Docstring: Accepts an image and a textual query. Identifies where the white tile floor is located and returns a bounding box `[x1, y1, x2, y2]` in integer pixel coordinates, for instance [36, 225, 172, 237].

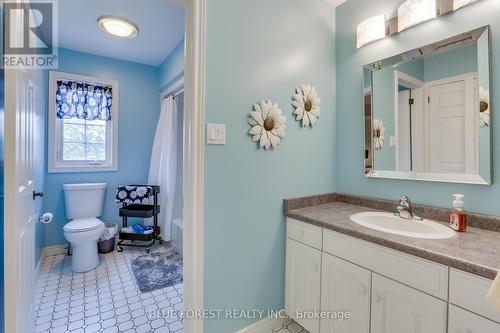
[34, 244, 183, 333]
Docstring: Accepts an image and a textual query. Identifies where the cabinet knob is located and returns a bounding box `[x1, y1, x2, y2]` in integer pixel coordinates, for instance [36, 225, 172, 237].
[298, 228, 305, 236]
[373, 292, 382, 303]
[358, 285, 368, 295]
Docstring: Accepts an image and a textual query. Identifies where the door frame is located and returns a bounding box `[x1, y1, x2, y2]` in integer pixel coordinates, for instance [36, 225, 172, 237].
[393, 70, 424, 171]
[172, 1, 206, 333]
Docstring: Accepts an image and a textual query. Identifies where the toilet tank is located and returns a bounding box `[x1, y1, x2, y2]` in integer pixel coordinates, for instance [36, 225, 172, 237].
[63, 183, 107, 220]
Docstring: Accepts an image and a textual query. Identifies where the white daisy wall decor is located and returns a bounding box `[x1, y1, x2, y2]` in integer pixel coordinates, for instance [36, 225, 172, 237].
[373, 118, 385, 150]
[248, 100, 287, 150]
[292, 84, 321, 127]
[479, 86, 490, 128]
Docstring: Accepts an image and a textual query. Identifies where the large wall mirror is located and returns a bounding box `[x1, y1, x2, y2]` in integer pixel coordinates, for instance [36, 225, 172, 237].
[364, 26, 492, 185]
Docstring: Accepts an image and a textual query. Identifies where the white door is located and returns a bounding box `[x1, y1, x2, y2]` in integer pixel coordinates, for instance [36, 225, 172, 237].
[285, 238, 321, 333]
[371, 274, 447, 333]
[4, 66, 40, 333]
[428, 75, 477, 173]
[448, 305, 500, 333]
[397, 90, 412, 171]
[320, 253, 370, 333]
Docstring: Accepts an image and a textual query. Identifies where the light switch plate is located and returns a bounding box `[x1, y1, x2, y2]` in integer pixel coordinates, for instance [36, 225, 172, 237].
[207, 124, 226, 145]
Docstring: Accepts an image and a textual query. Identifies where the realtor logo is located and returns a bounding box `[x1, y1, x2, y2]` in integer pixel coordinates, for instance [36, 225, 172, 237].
[2, 0, 58, 68]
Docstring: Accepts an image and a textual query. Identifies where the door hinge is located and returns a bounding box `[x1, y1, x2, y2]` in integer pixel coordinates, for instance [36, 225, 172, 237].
[409, 98, 414, 105]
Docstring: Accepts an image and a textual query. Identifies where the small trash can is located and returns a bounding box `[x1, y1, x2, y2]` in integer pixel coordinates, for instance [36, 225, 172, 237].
[98, 222, 118, 254]
[98, 237, 116, 254]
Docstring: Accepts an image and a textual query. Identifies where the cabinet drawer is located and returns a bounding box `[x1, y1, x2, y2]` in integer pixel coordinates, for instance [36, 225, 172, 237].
[371, 274, 447, 333]
[323, 229, 448, 299]
[449, 305, 500, 333]
[449, 268, 500, 323]
[287, 218, 322, 250]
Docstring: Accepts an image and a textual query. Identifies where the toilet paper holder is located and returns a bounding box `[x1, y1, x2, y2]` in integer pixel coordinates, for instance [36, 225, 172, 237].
[39, 212, 53, 224]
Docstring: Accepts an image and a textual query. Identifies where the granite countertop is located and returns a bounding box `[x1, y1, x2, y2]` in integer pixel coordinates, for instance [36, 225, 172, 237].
[285, 197, 500, 279]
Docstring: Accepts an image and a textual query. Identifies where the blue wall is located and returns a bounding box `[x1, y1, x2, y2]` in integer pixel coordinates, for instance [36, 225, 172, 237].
[43, 48, 161, 246]
[336, 0, 500, 214]
[423, 43, 477, 81]
[204, 0, 335, 332]
[159, 39, 184, 90]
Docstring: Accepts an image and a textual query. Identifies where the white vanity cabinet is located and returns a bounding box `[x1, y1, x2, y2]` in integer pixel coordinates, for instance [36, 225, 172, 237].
[320, 253, 371, 333]
[285, 237, 321, 333]
[371, 273, 447, 333]
[285, 218, 500, 333]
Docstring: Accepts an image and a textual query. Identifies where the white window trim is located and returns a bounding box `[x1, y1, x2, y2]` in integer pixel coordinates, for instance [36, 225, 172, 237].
[48, 71, 119, 173]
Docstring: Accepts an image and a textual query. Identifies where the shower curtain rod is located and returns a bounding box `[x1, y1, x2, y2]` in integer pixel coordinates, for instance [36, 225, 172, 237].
[161, 76, 185, 99]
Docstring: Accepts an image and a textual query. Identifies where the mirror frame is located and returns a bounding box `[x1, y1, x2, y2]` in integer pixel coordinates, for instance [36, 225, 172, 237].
[363, 26, 492, 185]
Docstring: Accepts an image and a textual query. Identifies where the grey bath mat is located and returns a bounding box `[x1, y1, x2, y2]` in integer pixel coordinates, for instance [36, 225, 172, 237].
[131, 248, 183, 293]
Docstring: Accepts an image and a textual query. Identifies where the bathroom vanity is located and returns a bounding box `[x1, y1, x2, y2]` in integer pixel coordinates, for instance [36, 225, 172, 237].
[283, 194, 500, 333]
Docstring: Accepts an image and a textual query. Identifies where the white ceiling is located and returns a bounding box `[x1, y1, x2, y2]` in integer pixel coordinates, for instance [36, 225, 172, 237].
[55, 0, 185, 66]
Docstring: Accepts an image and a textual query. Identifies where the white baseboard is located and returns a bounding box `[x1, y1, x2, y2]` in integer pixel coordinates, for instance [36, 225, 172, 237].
[235, 315, 288, 333]
[35, 244, 67, 280]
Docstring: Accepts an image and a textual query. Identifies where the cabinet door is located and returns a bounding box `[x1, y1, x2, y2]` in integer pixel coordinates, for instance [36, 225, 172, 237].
[449, 305, 500, 333]
[320, 253, 371, 333]
[285, 238, 321, 333]
[371, 274, 446, 333]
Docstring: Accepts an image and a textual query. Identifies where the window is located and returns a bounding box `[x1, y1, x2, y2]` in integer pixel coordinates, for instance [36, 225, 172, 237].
[48, 71, 119, 172]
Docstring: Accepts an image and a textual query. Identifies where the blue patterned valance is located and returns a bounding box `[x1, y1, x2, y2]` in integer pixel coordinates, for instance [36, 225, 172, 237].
[56, 80, 113, 121]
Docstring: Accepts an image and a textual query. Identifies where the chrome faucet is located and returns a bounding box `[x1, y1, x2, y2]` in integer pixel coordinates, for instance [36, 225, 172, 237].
[394, 195, 423, 221]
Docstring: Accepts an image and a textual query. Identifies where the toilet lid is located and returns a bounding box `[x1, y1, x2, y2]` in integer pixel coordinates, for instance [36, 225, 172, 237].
[64, 218, 104, 232]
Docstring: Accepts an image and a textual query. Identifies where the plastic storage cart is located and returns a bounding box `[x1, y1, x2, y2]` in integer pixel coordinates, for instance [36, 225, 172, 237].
[115, 185, 161, 253]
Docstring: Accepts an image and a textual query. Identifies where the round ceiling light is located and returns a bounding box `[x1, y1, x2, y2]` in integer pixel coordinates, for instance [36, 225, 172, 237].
[97, 15, 138, 38]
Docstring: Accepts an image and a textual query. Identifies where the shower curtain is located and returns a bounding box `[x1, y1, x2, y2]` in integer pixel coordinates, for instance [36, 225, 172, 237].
[148, 96, 178, 241]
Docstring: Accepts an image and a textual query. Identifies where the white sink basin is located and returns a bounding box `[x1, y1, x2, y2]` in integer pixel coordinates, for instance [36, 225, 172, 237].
[350, 212, 455, 240]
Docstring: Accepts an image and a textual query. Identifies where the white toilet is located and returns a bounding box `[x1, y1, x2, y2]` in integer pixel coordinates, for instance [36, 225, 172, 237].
[63, 183, 107, 273]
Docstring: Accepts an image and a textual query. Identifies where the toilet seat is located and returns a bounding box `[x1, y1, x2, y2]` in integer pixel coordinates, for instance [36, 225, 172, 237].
[64, 218, 104, 233]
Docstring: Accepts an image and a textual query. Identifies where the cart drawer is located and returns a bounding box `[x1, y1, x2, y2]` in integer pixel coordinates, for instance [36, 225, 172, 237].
[119, 204, 160, 218]
[119, 226, 160, 241]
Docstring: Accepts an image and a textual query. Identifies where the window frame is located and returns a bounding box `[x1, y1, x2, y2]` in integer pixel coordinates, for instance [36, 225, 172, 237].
[48, 71, 119, 173]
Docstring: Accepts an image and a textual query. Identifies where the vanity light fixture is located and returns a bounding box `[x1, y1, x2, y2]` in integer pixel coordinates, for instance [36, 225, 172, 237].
[356, 0, 483, 48]
[357, 15, 387, 48]
[398, 0, 437, 32]
[97, 15, 139, 38]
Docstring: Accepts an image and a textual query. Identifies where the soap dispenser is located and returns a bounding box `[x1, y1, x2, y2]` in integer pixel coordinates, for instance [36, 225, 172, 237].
[450, 194, 467, 232]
